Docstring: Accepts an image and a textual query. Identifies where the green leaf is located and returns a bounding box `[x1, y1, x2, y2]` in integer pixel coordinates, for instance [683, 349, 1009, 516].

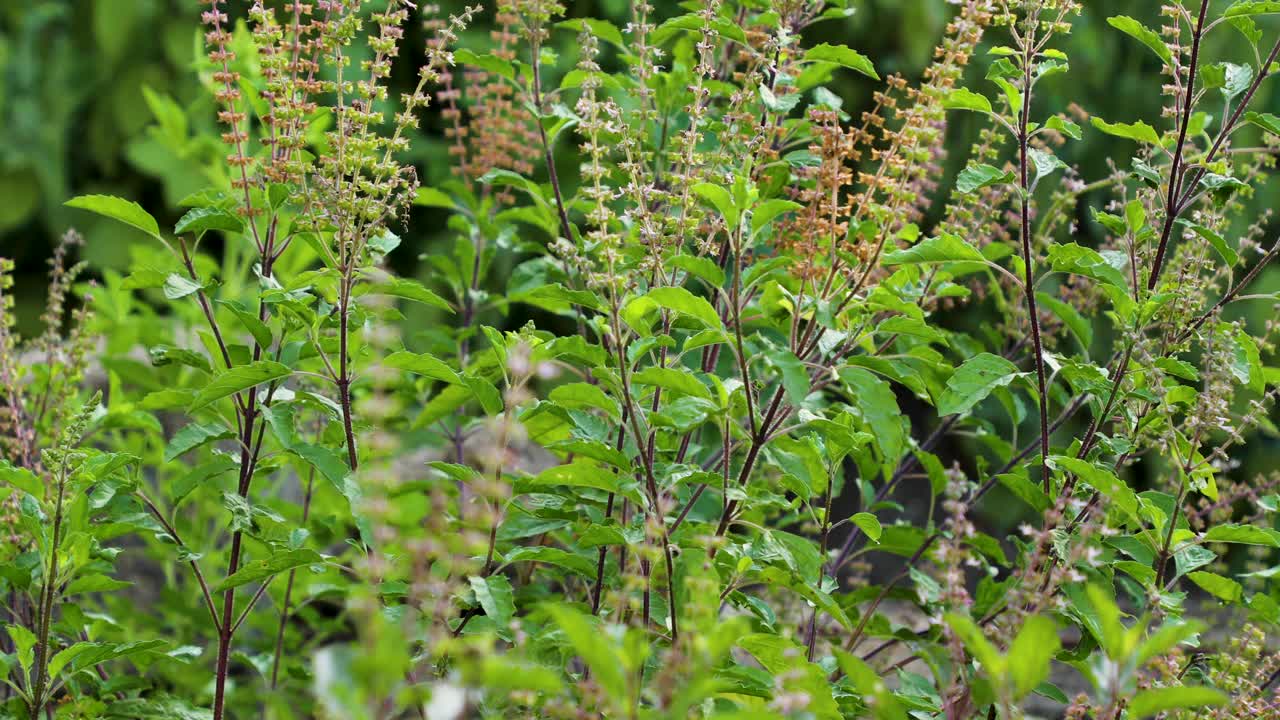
[1233, 327, 1265, 393]
[759, 85, 801, 113]
[101, 695, 211, 719]
[1128, 686, 1228, 719]
[68, 640, 167, 676]
[838, 367, 906, 466]
[769, 350, 809, 405]
[556, 18, 626, 47]
[882, 233, 985, 265]
[47, 642, 95, 680]
[1177, 220, 1238, 266]
[1245, 111, 1280, 136]
[212, 548, 323, 593]
[413, 187, 457, 209]
[165, 423, 234, 461]
[525, 461, 621, 494]
[997, 472, 1050, 512]
[268, 183, 291, 210]
[692, 183, 739, 227]
[357, 277, 453, 312]
[1050, 456, 1139, 522]
[503, 547, 596, 577]
[651, 13, 748, 45]
[544, 605, 627, 700]
[163, 274, 203, 300]
[631, 287, 723, 329]
[219, 301, 272, 349]
[631, 366, 712, 400]
[1047, 243, 1130, 288]
[289, 444, 352, 490]
[1202, 523, 1279, 547]
[1046, 115, 1083, 140]
[189, 361, 292, 411]
[6, 624, 36, 674]
[1202, 62, 1253, 103]
[802, 43, 878, 79]
[1091, 117, 1162, 145]
[174, 206, 244, 236]
[955, 163, 1015, 194]
[834, 652, 908, 720]
[469, 575, 515, 627]
[0, 461, 42, 496]
[1107, 16, 1172, 64]
[1029, 148, 1067, 183]
[751, 199, 804, 235]
[464, 376, 504, 416]
[549, 382, 621, 418]
[1008, 616, 1060, 699]
[852, 512, 882, 542]
[1187, 571, 1243, 603]
[1226, 1, 1280, 17]
[454, 49, 515, 80]
[150, 345, 213, 374]
[765, 529, 824, 581]
[669, 254, 726, 287]
[383, 351, 461, 384]
[1137, 620, 1205, 663]
[1037, 293, 1092, 349]
[66, 195, 165, 245]
[1230, 15, 1265, 46]
[937, 353, 1019, 416]
[943, 88, 993, 113]
[64, 574, 132, 595]
[944, 613, 1002, 673]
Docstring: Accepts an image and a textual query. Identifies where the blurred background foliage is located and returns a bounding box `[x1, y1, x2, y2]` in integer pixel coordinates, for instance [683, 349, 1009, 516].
[4, 0, 1276, 290]
[2, 0, 1279, 520]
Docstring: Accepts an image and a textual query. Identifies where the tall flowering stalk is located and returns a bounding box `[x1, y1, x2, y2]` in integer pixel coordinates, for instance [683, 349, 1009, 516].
[23, 0, 1280, 717]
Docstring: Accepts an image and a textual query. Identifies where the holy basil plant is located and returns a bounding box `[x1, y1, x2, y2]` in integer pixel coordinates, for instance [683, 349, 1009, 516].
[4, 0, 1280, 719]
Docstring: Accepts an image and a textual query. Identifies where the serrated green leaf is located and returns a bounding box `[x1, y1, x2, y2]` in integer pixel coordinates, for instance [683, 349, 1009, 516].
[1226, 1, 1280, 17]
[1091, 117, 1162, 145]
[938, 353, 1019, 416]
[1047, 242, 1130, 288]
[751, 199, 804, 235]
[175, 206, 244, 236]
[189, 361, 292, 411]
[943, 88, 993, 113]
[882, 233, 985, 265]
[384, 351, 461, 384]
[212, 548, 323, 593]
[66, 194, 165, 244]
[358, 277, 453, 312]
[852, 512, 881, 542]
[1107, 16, 1172, 64]
[163, 274, 203, 300]
[469, 575, 515, 627]
[1008, 616, 1060, 698]
[631, 366, 712, 400]
[955, 163, 1015, 194]
[803, 43, 878, 79]
[1128, 686, 1228, 718]
[1187, 571, 1243, 603]
[1202, 523, 1278, 546]
[692, 183, 739, 227]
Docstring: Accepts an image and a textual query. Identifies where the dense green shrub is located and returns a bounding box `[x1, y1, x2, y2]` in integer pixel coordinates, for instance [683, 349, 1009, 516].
[5, 0, 1280, 718]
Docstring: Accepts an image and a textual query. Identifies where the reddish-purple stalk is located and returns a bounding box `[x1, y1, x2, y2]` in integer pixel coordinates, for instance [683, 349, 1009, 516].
[28, 457, 70, 717]
[269, 467, 315, 689]
[337, 275, 359, 472]
[1066, 3, 1276, 504]
[1015, 16, 1051, 492]
[212, 221, 282, 720]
